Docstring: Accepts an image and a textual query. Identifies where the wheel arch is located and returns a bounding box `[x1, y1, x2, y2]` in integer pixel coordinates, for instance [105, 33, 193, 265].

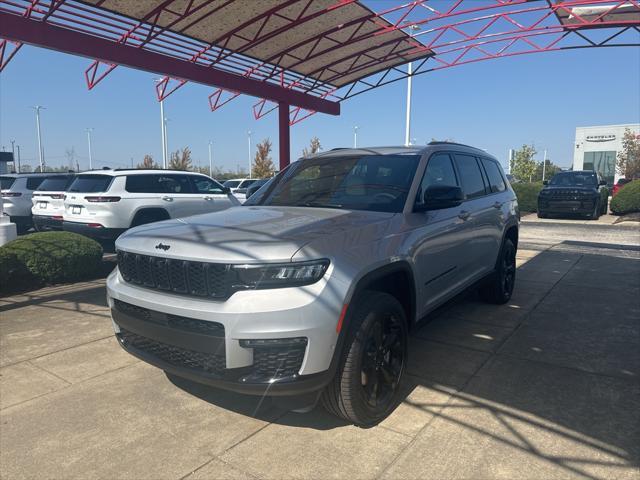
[130, 207, 170, 227]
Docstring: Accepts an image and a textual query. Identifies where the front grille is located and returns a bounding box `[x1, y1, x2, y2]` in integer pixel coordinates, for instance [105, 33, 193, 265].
[119, 328, 225, 377]
[113, 299, 224, 337]
[117, 250, 232, 299]
[252, 344, 307, 379]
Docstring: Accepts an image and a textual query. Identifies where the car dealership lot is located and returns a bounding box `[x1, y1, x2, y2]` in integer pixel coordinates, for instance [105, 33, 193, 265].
[1, 222, 639, 480]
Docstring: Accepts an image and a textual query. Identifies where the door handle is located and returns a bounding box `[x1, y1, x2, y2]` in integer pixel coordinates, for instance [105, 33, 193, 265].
[204, 196, 213, 201]
[493, 201, 502, 209]
[458, 210, 470, 221]
[161, 196, 173, 202]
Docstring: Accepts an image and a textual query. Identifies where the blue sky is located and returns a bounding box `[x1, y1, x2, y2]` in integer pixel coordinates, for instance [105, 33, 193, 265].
[1, 40, 638, 173]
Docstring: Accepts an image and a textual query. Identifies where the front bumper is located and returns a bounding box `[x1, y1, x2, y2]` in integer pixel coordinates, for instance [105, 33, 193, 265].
[63, 221, 126, 241]
[538, 197, 597, 215]
[106, 267, 347, 396]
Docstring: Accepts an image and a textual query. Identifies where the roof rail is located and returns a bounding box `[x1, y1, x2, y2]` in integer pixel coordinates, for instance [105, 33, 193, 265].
[428, 141, 480, 150]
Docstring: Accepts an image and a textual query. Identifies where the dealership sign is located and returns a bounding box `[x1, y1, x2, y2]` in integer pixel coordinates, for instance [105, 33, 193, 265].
[586, 134, 616, 142]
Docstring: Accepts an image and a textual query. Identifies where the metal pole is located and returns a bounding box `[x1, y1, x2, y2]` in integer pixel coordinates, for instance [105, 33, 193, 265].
[160, 99, 167, 169]
[16, 145, 21, 173]
[247, 130, 252, 178]
[10, 140, 15, 172]
[354, 126, 358, 148]
[404, 62, 413, 146]
[508, 149, 513, 174]
[33, 106, 45, 172]
[542, 149, 547, 181]
[208, 141, 213, 177]
[86, 128, 94, 170]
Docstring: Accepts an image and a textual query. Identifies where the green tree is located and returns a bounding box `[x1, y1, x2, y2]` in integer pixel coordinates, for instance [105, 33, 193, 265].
[302, 137, 321, 157]
[510, 145, 538, 183]
[137, 154, 158, 169]
[252, 138, 275, 178]
[616, 128, 640, 179]
[534, 159, 562, 182]
[168, 147, 192, 171]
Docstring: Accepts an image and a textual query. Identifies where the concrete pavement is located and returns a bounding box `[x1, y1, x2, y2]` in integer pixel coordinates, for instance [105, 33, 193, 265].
[1, 222, 639, 480]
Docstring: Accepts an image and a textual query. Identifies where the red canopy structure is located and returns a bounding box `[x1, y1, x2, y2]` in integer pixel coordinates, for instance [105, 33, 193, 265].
[1, 0, 639, 169]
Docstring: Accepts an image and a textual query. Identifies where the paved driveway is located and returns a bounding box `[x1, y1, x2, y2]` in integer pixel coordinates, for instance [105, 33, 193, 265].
[1, 222, 639, 480]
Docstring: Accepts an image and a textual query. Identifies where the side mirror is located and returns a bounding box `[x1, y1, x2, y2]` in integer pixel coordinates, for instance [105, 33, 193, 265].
[222, 186, 231, 194]
[543, 180, 548, 185]
[599, 180, 607, 186]
[415, 185, 464, 212]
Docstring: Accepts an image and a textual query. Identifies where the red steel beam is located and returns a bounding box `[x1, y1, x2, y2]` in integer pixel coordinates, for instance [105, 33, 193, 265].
[0, 11, 339, 115]
[278, 102, 291, 170]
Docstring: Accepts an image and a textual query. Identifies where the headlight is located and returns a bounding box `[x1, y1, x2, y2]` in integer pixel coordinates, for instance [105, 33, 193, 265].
[232, 259, 329, 290]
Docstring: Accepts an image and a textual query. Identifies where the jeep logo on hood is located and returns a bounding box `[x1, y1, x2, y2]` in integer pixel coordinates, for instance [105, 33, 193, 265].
[155, 243, 171, 251]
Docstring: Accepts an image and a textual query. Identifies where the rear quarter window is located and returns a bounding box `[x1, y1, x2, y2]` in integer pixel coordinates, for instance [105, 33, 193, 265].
[454, 154, 488, 199]
[481, 158, 507, 193]
[0, 176, 16, 189]
[26, 177, 47, 190]
[68, 175, 113, 193]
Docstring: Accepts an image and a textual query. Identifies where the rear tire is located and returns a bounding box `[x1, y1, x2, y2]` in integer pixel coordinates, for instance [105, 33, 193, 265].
[537, 211, 547, 218]
[479, 237, 517, 304]
[321, 291, 407, 427]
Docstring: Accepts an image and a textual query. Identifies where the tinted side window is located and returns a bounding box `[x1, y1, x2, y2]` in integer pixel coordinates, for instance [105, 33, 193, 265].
[454, 154, 487, 199]
[192, 177, 225, 194]
[125, 175, 157, 193]
[159, 175, 192, 194]
[68, 175, 113, 193]
[416, 153, 458, 205]
[481, 158, 506, 193]
[26, 177, 46, 190]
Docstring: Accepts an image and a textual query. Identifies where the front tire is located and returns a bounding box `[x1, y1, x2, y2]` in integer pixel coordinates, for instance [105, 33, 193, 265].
[321, 291, 407, 427]
[479, 237, 517, 304]
[590, 201, 600, 220]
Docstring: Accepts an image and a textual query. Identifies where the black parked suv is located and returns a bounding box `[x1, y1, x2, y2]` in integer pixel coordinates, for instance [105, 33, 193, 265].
[537, 171, 609, 219]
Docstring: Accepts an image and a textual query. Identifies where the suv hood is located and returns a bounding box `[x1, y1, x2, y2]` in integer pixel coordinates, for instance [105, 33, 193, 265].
[115, 206, 395, 263]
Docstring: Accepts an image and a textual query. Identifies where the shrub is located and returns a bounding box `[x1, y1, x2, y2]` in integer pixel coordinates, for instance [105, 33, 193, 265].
[0, 232, 103, 293]
[511, 182, 543, 213]
[611, 179, 640, 215]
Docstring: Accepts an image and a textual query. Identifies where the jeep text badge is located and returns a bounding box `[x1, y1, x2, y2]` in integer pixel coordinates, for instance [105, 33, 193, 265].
[155, 243, 170, 251]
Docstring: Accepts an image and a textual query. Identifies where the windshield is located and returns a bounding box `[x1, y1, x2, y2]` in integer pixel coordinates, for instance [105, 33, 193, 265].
[0, 176, 16, 190]
[549, 172, 597, 187]
[68, 175, 113, 193]
[37, 176, 74, 192]
[249, 154, 421, 213]
[223, 180, 241, 188]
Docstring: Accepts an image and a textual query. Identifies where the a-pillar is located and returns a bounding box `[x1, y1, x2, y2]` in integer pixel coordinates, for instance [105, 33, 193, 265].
[278, 102, 290, 171]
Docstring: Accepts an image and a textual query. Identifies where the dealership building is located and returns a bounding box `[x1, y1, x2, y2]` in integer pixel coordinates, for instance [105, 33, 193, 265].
[573, 123, 640, 185]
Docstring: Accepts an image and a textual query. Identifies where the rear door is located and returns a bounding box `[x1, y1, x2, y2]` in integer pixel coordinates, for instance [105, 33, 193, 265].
[479, 157, 509, 265]
[452, 153, 494, 280]
[153, 174, 200, 218]
[190, 176, 239, 213]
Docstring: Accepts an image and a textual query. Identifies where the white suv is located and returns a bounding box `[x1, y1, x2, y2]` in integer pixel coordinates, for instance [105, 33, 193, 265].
[31, 174, 76, 231]
[107, 144, 519, 426]
[1, 173, 70, 233]
[222, 178, 258, 203]
[63, 169, 240, 241]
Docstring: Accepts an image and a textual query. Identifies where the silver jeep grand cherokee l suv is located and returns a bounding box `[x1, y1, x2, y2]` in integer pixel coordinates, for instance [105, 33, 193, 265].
[107, 143, 519, 426]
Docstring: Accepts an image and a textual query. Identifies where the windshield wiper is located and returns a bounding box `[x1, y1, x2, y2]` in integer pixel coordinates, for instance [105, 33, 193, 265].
[296, 202, 344, 209]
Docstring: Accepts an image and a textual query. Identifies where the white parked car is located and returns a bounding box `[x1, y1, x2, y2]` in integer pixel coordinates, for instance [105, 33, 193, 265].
[63, 169, 240, 241]
[31, 174, 76, 231]
[222, 178, 259, 203]
[1, 173, 70, 233]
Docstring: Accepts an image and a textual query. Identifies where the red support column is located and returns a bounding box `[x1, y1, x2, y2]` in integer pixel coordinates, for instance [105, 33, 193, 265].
[278, 102, 291, 171]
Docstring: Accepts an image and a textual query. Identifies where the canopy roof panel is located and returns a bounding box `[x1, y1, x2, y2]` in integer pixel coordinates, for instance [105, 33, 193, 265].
[82, 0, 432, 88]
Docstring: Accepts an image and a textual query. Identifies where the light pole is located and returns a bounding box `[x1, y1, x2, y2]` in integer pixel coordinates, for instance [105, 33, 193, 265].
[160, 99, 168, 168]
[16, 145, 21, 173]
[86, 128, 94, 170]
[32, 105, 45, 172]
[404, 25, 420, 147]
[247, 130, 252, 178]
[405, 62, 413, 146]
[542, 149, 548, 181]
[354, 126, 358, 148]
[208, 141, 213, 178]
[10, 140, 15, 172]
